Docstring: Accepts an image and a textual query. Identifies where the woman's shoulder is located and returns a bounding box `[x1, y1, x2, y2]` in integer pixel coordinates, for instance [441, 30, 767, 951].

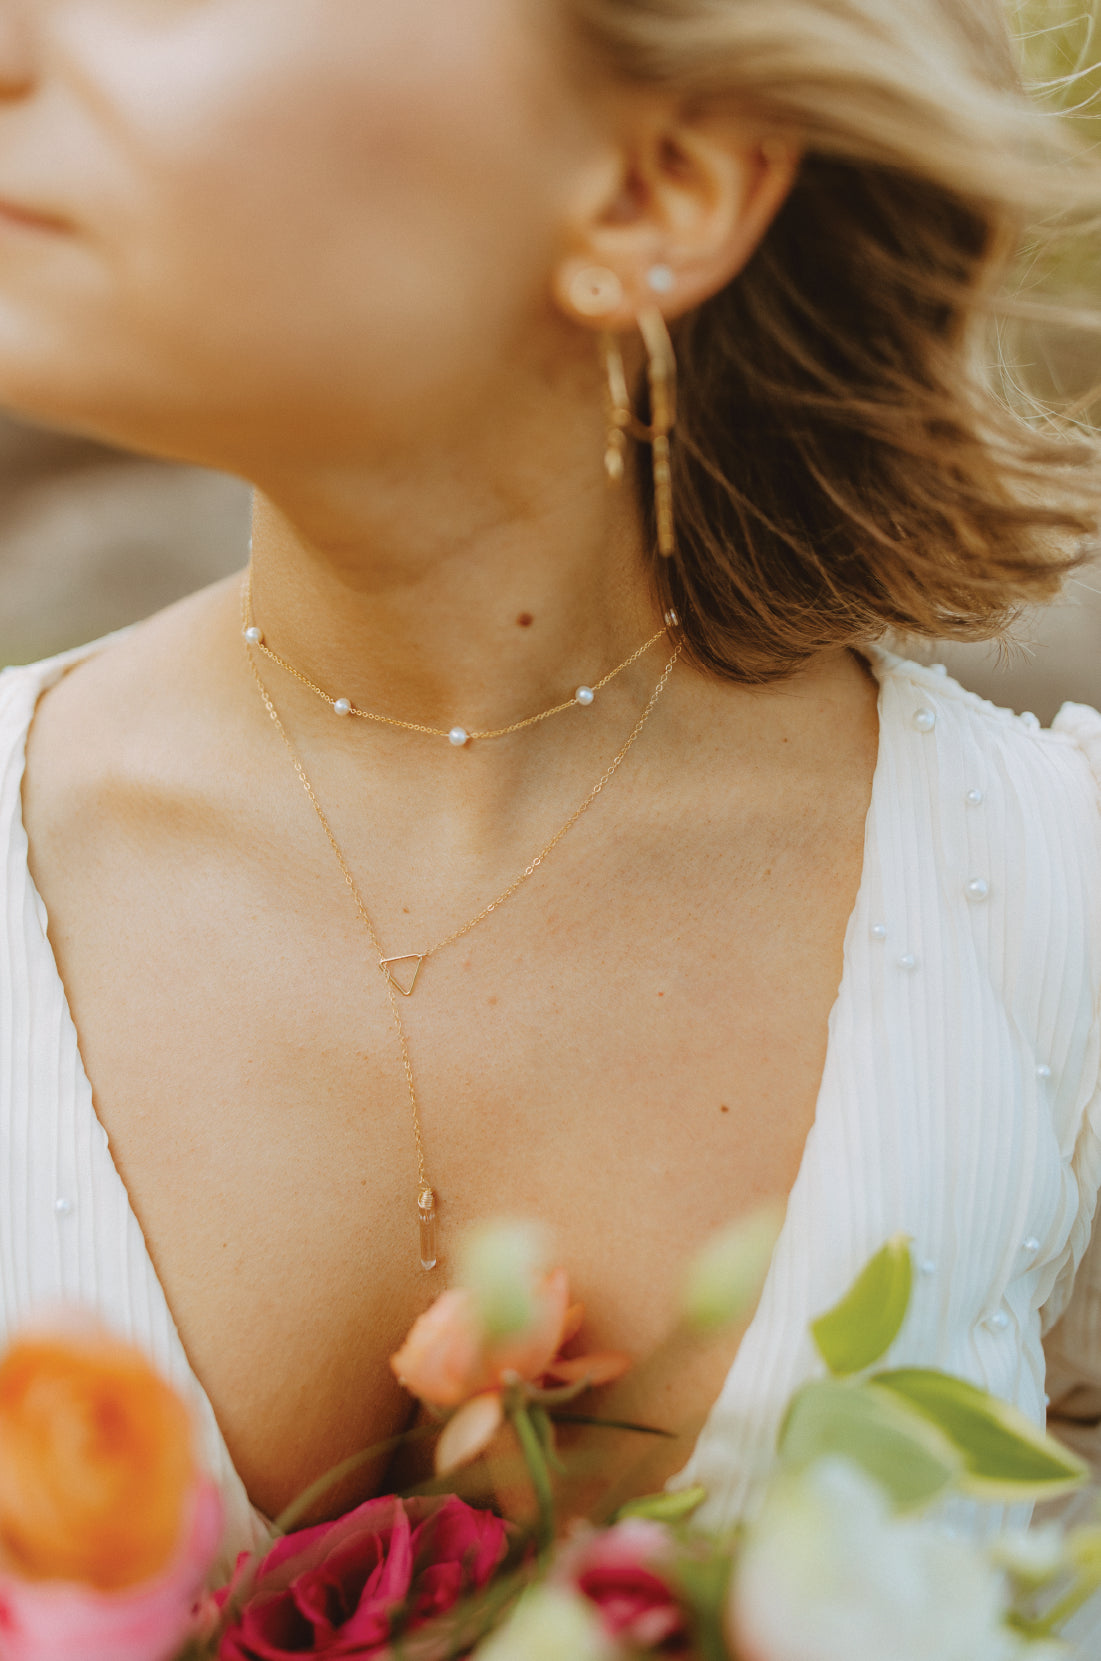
[3, 578, 244, 846]
[0, 634, 121, 722]
[1050, 698, 1101, 771]
[3, 575, 240, 728]
[866, 644, 1101, 1018]
[0, 628, 141, 849]
[870, 643, 1101, 819]
[0, 633, 127, 828]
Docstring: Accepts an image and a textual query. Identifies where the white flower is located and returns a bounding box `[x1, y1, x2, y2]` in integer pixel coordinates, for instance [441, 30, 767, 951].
[473, 1585, 618, 1661]
[729, 1457, 1034, 1661]
[990, 1524, 1067, 1586]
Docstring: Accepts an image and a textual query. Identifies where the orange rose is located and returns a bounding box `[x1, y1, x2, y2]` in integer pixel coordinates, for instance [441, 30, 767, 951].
[0, 1332, 198, 1591]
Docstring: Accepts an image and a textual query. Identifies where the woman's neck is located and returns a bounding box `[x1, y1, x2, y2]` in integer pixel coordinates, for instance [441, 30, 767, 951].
[247, 461, 665, 740]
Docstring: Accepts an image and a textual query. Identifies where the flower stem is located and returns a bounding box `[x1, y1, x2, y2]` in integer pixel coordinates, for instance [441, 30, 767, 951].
[511, 1401, 556, 1554]
[1014, 1567, 1101, 1640]
[274, 1424, 438, 1535]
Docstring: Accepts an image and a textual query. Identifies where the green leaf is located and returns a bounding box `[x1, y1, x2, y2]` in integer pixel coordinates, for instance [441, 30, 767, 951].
[810, 1234, 913, 1375]
[873, 1368, 1088, 1502]
[779, 1377, 962, 1510]
[1069, 1524, 1101, 1576]
[615, 1485, 709, 1523]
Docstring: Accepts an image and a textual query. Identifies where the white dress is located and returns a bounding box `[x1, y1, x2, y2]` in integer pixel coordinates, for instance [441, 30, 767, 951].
[3, 638, 1101, 1589]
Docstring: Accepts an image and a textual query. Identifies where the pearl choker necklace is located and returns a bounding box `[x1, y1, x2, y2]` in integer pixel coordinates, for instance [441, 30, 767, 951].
[241, 571, 682, 1269]
[242, 573, 678, 748]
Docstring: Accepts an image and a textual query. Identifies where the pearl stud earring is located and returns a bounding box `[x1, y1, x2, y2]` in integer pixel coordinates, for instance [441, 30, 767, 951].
[646, 264, 675, 295]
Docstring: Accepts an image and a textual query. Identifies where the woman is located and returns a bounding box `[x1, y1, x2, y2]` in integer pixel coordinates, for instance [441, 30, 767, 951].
[1, 0, 1100, 1567]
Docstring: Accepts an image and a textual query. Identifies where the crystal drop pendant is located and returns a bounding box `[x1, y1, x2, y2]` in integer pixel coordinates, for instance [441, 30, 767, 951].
[418, 1187, 439, 1271]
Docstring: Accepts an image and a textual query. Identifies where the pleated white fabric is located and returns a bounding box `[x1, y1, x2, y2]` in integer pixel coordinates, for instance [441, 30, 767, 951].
[3, 638, 1101, 1597]
[674, 659, 1101, 1547]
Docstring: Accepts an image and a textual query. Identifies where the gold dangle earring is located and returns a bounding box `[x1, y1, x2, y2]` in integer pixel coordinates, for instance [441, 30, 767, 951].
[637, 287, 678, 561]
[565, 265, 631, 487]
[600, 331, 632, 487]
[572, 262, 678, 561]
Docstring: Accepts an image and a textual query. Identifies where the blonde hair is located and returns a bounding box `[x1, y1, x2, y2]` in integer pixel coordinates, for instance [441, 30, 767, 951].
[571, 0, 1101, 681]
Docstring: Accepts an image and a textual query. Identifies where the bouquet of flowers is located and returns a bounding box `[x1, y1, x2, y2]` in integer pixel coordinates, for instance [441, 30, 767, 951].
[1, 1219, 1099, 1661]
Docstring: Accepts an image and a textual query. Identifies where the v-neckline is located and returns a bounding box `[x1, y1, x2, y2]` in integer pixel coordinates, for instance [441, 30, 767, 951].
[11, 634, 892, 1540]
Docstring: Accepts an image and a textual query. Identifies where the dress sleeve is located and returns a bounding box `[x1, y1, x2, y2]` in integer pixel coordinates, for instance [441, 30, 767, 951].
[1042, 704, 1101, 1437]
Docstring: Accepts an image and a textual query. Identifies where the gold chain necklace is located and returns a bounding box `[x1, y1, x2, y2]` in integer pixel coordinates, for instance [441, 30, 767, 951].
[243, 605, 681, 1271]
[243, 569, 677, 747]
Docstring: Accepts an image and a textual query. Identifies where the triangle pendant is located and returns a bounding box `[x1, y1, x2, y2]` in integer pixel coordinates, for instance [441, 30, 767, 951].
[380, 955, 425, 996]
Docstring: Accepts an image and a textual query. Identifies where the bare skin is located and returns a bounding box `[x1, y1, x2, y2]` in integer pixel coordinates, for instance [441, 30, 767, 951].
[5, 0, 879, 1520]
[23, 594, 878, 1518]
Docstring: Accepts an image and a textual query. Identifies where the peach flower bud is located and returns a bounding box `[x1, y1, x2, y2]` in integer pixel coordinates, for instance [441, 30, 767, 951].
[542, 1354, 631, 1388]
[392, 1270, 571, 1408]
[390, 1288, 490, 1409]
[0, 1332, 199, 1591]
[436, 1391, 506, 1477]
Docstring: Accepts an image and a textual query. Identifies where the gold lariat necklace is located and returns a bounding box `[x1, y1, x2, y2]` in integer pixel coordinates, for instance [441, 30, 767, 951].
[242, 569, 675, 748]
[242, 582, 681, 1271]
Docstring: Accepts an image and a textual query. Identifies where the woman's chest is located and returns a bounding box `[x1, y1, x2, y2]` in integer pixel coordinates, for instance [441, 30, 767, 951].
[24, 771, 873, 1521]
[10, 651, 1099, 1543]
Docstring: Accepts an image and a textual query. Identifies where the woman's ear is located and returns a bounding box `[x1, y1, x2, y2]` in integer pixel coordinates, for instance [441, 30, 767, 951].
[553, 102, 798, 329]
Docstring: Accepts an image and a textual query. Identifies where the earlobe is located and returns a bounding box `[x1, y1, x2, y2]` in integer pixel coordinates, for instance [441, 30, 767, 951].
[566, 265, 626, 318]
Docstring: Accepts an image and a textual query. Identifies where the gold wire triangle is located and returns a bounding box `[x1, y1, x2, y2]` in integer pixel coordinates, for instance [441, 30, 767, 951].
[380, 955, 425, 996]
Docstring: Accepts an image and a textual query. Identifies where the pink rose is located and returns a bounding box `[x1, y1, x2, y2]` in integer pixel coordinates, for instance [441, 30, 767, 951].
[559, 1519, 690, 1650]
[0, 1479, 223, 1661]
[218, 1493, 510, 1660]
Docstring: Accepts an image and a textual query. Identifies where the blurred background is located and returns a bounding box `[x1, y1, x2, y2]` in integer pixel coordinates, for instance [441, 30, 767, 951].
[1, 1, 1098, 720]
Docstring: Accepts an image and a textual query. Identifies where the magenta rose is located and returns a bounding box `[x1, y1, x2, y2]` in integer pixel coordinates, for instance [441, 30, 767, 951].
[217, 1493, 509, 1659]
[560, 1518, 690, 1650]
